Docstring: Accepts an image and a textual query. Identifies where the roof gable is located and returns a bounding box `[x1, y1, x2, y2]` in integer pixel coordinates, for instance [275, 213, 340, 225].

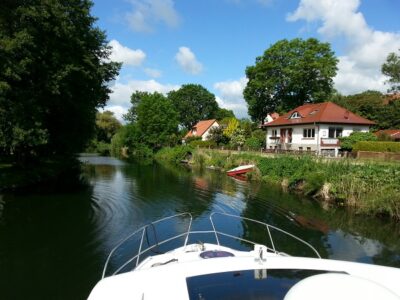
[263, 102, 375, 127]
[184, 119, 218, 139]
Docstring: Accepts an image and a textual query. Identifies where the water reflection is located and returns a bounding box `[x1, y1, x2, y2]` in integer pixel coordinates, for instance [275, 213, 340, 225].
[0, 156, 399, 300]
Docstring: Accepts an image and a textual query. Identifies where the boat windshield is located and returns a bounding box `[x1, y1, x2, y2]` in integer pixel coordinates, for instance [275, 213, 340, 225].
[186, 269, 341, 300]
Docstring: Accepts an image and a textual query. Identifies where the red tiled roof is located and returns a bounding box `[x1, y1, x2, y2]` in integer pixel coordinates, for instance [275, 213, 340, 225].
[375, 129, 400, 138]
[263, 102, 375, 127]
[184, 119, 218, 139]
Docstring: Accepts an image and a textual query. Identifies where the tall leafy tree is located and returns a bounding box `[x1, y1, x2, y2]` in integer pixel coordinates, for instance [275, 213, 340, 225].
[123, 91, 150, 123]
[137, 92, 179, 149]
[168, 84, 219, 130]
[215, 108, 235, 120]
[382, 49, 400, 93]
[244, 38, 338, 123]
[95, 111, 121, 143]
[0, 0, 120, 164]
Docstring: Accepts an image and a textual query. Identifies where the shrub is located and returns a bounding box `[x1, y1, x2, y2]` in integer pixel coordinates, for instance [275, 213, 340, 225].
[155, 145, 193, 164]
[353, 141, 400, 153]
[189, 140, 217, 148]
[96, 141, 111, 156]
[185, 136, 202, 144]
[245, 137, 262, 150]
[339, 131, 377, 151]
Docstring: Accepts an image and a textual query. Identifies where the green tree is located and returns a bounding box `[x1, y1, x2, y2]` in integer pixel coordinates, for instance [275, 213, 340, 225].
[137, 92, 179, 149]
[96, 111, 121, 143]
[244, 38, 338, 123]
[330, 90, 384, 125]
[377, 100, 400, 129]
[382, 49, 400, 93]
[230, 128, 246, 149]
[123, 91, 149, 123]
[0, 0, 120, 165]
[215, 108, 235, 120]
[168, 84, 219, 130]
[339, 132, 377, 151]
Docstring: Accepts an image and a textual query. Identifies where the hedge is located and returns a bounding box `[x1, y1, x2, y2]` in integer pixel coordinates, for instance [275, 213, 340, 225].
[353, 141, 400, 153]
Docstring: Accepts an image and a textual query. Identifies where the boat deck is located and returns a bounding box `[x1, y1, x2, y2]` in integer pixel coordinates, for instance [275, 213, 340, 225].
[89, 243, 400, 300]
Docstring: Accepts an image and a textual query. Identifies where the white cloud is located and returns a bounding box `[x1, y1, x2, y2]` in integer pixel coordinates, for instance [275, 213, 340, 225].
[144, 68, 162, 78]
[287, 0, 400, 95]
[214, 77, 249, 118]
[126, 0, 180, 33]
[175, 47, 203, 75]
[108, 79, 180, 107]
[108, 40, 146, 67]
[101, 105, 128, 122]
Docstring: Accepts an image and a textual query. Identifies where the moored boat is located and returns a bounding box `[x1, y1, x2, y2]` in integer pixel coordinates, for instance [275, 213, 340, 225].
[226, 164, 255, 176]
[88, 212, 400, 300]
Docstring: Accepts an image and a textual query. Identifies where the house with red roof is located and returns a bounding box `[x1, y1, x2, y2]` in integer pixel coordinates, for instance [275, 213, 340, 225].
[262, 102, 375, 156]
[375, 130, 400, 141]
[184, 119, 220, 141]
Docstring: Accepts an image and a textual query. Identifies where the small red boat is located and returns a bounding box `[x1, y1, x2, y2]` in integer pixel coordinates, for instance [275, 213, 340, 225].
[226, 164, 255, 176]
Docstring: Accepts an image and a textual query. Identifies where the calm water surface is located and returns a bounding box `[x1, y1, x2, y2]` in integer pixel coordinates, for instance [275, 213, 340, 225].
[0, 156, 399, 299]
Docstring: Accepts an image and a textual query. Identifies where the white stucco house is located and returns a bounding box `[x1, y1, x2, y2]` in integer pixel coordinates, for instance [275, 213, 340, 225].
[262, 102, 375, 156]
[184, 119, 220, 141]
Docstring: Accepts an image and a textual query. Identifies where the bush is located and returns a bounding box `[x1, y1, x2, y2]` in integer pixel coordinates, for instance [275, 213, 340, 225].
[245, 137, 262, 150]
[353, 141, 400, 153]
[155, 145, 193, 164]
[185, 136, 202, 144]
[96, 141, 111, 156]
[189, 140, 217, 148]
[339, 131, 377, 151]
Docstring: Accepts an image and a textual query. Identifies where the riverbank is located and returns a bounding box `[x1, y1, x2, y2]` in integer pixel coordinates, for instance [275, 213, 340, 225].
[155, 146, 400, 221]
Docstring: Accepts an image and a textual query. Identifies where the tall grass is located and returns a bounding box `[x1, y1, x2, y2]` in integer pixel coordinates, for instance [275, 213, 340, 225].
[189, 150, 400, 220]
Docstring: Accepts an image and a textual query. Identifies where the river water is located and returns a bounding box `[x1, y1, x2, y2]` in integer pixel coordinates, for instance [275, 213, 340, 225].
[0, 156, 399, 299]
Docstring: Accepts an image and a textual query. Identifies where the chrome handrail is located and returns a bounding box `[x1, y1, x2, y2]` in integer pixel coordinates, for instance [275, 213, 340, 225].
[102, 212, 321, 278]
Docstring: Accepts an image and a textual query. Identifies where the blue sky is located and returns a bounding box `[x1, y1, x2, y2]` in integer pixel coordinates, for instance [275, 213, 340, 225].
[92, 0, 400, 120]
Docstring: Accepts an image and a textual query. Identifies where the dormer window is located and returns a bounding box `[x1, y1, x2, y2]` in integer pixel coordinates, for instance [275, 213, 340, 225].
[290, 112, 301, 119]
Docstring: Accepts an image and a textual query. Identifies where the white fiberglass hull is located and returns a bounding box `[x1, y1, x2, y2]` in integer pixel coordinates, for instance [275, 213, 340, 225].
[88, 243, 400, 300]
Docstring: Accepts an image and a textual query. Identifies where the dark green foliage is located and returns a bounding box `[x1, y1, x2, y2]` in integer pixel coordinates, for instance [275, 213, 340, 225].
[185, 136, 202, 144]
[330, 90, 383, 126]
[0, 0, 120, 165]
[382, 49, 400, 93]
[330, 90, 400, 130]
[244, 38, 338, 122]
[251, 129, 266, 148]
[353, 141, 400, 153]
[208, 126, 230, 145]
[245, 137, 262, 150]
[339, 132, 377, 151]
[189, 140, 217, 148]
[215, 108, 235, 120]
[378, 100, 400, 129]
[168, 84, 219, 130]
[137, 92, 179, 149]
[123, 91, 149, 122]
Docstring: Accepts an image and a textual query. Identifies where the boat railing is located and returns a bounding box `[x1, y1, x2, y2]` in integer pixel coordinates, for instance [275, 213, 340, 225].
[102, 212, 321, 278]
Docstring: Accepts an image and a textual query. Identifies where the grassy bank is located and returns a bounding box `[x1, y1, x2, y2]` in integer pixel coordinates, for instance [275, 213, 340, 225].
[156, 146, 400, 220]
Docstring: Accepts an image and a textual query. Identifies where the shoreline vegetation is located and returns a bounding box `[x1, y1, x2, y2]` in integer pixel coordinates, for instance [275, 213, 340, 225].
[155, 146, 400, 221]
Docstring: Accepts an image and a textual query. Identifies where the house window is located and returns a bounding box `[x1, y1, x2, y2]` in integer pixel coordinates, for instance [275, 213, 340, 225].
[290, 112, 301, 119]
[303, 128, 315, 138]
[307, 147, 311, 151]
[299, 147, 303, 151]
[328, 127, 343, 138]
[272, 129, 278, 137]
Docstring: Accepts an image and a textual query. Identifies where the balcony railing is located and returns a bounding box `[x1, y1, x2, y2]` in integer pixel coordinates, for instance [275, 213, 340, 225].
[320, 138, 340, 146]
